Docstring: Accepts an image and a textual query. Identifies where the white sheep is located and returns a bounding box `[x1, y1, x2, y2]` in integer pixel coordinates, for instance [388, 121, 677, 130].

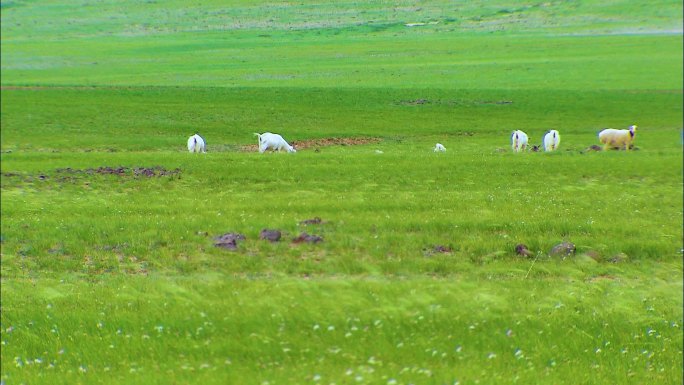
[187, 134, 206, 153]
[511, 130, 528, 152]
[434, 143, 446, 152]
[543, 130, 561, 151]
[254, 132, 296, 153]
[598, 125, 637, 151]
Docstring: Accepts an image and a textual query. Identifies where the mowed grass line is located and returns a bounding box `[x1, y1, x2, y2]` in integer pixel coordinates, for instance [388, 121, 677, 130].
[1, 269, 682, 385]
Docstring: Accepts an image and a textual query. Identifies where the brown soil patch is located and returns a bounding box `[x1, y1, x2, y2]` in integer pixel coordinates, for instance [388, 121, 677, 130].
[56, 166, 181, 177]
[259, 229, 282, 242]
[299, 217, 325, 225]
[396, 99, 513, 106]
[423, 244, 453, 256]
[2, 166, 182, 184]
[241, 137, 381, 152]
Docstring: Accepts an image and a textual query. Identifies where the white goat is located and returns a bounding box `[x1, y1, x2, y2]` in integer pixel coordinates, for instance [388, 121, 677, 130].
[543, 130, 561, 151]
[254, 132, 296, 153]
[598, 125, 637, 150]
[434, 143, 446, 152]
[511, 130, 528, 152]
[187, 134, 206, 153]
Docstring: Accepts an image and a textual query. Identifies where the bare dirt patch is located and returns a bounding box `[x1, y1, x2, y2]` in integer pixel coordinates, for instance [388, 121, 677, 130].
[396, 99, 513, 106]
[240, 137, 381, 152]
[56, 166, 182, 178]
[2, 166, 182, 184]
[423, 244, 453, 257]
[299, 217, 326, 226]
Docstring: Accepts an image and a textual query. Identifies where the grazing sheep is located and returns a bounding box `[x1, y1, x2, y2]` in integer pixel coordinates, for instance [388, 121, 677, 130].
[598, 125, 637, 151]
[254, 132, 296, 153]
[434, 143, 446, 152]
[511, 130, 528, 152]
[543, 130, 561, 151]
[187, 134, 206, 153]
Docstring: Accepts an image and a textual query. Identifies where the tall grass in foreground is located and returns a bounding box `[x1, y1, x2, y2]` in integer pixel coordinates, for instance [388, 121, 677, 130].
[2, 270, 682, 385]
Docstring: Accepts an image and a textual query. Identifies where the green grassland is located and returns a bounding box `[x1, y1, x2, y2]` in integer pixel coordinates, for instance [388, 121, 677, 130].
[1, 1, 683, 384]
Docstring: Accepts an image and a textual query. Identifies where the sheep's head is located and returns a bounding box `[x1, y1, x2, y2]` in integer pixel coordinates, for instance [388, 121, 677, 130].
[629, 125, 637, 138]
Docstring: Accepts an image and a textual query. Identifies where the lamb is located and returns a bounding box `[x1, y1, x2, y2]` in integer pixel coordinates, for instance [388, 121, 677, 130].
[254, 132, 296, 153]
[598, 125, 637, 151]
[543, 130, 561, 151]
[434, 143, 446, 152]
[511, 130, 528, 152]
[187, 134, 206, 153]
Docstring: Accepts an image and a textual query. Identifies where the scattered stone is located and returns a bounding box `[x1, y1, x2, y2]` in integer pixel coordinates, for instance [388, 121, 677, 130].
[214, 232, 246, 250]
[292, 232, 323, 244]
[299, 217, 323, 225]
[259, 229, 281, 242]
[515, 243, 534, 257]
[584, 145, 603, 152]
[549, 241, 576, 259]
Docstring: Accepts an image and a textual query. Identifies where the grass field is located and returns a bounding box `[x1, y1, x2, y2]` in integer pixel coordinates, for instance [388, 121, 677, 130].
[1, 1, 683, 384]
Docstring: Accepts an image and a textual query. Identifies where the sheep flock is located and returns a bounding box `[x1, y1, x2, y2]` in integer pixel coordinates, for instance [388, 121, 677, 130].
[187, 125, 638, 154]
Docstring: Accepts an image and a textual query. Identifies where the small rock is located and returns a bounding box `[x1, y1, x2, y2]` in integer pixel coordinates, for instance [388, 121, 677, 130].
[259, 229, 281, 242]
[549, 242, 576, 259]
[515, 243, 534, 257]
[292, 232, 323, 244]
[213, 232, 246, 250]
